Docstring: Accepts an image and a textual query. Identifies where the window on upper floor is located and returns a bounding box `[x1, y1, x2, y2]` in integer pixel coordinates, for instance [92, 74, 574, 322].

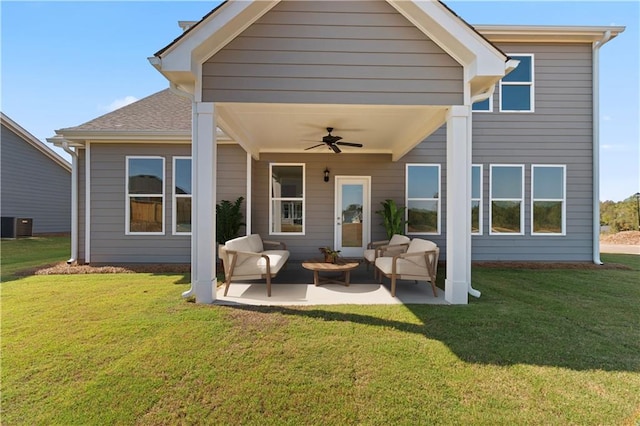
[126, 156, 165, 235]
[173, 157, 192, 235]
[406, 164, 440, 235]
[490, 164, 524, 235]
[500, 54, 534, 112]
[472, 164, 483, 235]
[531, 165, 566, 236]
[270, 163, 305, 235]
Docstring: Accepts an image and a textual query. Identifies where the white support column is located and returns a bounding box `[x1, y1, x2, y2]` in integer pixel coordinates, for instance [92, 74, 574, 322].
[245, 152, 252, 235]
[190, 102, 217, 303]
[445, 105, 472, 304]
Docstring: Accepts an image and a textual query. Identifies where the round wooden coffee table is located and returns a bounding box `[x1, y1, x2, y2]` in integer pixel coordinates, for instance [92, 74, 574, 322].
[301, 259, 360, 286]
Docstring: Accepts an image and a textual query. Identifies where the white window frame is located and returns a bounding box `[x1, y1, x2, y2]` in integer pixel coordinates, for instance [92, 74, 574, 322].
[405, 163, 441, 235]
[472, 94, 494, 113]
[269, 163, 305, 236]
[172, 156, 192, 236]
[472, 164, 483, 235]
[125, 156, 165, 236]
[489, 164, 524, 236]
[531, 164, 566, 236]
[500, 54, 535, 113]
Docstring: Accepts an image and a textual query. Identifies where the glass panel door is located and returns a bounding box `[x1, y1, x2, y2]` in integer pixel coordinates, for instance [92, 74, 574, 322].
[335, 177, 370, 257]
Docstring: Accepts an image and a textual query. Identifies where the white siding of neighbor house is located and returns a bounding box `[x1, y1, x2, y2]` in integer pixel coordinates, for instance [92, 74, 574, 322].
[0, 123, 71, 234]
[75, 143, 247, 264]
[202, 0, 463, 106]
[470, 43, 594, 261]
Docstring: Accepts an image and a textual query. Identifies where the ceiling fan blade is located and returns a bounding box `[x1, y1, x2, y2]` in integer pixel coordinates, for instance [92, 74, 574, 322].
[304, 143, 325, 151]
[323, 135, 342, 144]
[336, 142, 363, 148]
[331, 144, 342, 154]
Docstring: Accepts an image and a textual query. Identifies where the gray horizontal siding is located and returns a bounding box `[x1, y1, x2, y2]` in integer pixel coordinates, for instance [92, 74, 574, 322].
[78, 143, 247, 264]
[471, 42, 594, 261]
[78, 150, 86, 261]
[252, 129, 447, 261]
[202, 0, 463, 106]
[0, 123, 71, 234]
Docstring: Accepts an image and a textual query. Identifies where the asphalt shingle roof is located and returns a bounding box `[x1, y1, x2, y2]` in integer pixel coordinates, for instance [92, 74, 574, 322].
[59, 89, 191, 133]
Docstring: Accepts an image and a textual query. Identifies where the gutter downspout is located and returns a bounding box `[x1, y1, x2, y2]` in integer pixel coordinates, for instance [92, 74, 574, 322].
[592, 30, 612, 265]
[170, 82, 198, 298]
[61, 141, 78, 264]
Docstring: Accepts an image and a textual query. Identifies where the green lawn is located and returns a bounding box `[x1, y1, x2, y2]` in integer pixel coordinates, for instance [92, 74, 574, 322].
[0, 235, 70, 281]
[1, 237, 639, 424]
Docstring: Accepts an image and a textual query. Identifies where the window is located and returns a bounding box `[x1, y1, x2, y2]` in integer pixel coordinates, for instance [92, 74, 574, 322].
[173, 157, 192, 234]
[406, 164, 440, 234]
[472, 165, 483, 235]
[490, 165, 524, 235]
[270, 164, 304, 235]
[472, 95, 493, 112]
[126, 156, 165, 234]
[500, 54, 534, 112]
[531, 165, 566, 235]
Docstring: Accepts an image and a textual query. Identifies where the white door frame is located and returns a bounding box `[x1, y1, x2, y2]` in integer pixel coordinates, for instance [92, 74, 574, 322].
[334, 176, 371, 258]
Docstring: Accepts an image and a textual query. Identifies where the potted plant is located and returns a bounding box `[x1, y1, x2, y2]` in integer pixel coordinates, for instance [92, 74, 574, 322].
[319, 247, 341, 263]
[375, 199, 408, 240]
[216, 197, 245, 276]
[216, 196, 246, 245]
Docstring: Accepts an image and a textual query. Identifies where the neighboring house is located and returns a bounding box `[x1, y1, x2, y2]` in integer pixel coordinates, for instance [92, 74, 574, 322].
[1, 112, 71, 235]
[47, 0, 623, 304]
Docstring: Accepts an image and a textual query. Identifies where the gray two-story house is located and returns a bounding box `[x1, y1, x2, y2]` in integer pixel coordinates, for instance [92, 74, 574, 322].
[48, 0, 623, 304]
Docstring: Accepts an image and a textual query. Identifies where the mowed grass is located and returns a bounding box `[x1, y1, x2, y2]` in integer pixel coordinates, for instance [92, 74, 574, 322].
[0, 235, 70, 281]
[1, 237, 639, 424]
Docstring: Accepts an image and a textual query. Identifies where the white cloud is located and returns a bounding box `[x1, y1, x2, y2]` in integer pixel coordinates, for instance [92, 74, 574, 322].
[101, 95, 138, 112]
[602, 115, 612, 121]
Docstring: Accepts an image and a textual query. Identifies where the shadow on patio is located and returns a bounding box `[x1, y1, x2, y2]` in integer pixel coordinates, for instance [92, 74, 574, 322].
[215, 260, 447, 306]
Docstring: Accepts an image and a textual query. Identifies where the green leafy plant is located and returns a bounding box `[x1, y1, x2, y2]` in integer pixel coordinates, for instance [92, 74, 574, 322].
[376, 199, 408, 239]
[216, 197, 246, 244]
[319, 247, 341, 263]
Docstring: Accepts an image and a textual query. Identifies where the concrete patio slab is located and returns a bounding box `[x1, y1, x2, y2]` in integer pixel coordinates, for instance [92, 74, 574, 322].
[214, 261, 447, 306]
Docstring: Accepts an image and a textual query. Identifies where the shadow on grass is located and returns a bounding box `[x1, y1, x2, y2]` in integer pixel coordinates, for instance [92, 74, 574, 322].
[224, 269, 640, 373]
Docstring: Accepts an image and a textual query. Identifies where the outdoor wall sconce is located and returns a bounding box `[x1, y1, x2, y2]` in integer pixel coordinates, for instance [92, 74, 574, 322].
[324, 168, 330, 182]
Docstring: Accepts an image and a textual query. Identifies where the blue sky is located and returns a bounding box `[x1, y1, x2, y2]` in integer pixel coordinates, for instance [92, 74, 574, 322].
[2, 1, 638, 202]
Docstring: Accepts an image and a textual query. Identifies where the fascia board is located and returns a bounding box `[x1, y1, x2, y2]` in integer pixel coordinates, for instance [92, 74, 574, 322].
[388, 0, 507, 81]
[475, 25, 625, 43]
[1, 112, 71, 172]
[158, 1, 279, 76]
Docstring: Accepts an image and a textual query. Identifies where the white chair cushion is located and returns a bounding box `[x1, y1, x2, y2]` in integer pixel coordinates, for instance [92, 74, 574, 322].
[375, 257, 426, 277]
[364, 249, 376, 263]
[405, 238, 437, 268]
[247, 234, 264, 253]
[232, 250, 290, 276]
[389, 234, 410, 246]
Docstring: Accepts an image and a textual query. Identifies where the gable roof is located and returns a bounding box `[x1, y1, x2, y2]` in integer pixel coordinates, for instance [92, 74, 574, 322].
[150, 0, 510, 97]
[1, 112, 71, 172]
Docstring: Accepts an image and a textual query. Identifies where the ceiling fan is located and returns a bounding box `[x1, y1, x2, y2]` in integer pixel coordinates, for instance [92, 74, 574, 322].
[304, 127, 363, 153]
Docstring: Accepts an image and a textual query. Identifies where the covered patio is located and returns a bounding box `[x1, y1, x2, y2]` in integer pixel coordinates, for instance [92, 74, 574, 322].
[150, 0, 516, 305]
[215, 260, 448, 306]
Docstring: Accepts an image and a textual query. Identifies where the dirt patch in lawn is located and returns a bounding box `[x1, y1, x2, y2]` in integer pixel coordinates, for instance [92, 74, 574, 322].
[600, 230, 640, 245]
[15, 262, 191, 277]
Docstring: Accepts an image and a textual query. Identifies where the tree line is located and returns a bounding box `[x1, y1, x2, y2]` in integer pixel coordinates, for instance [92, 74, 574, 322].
[600, 194, 640, 232]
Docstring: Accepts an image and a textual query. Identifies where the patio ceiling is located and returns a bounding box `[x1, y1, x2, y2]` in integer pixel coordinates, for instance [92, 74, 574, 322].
[216, 102, 449, 161]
